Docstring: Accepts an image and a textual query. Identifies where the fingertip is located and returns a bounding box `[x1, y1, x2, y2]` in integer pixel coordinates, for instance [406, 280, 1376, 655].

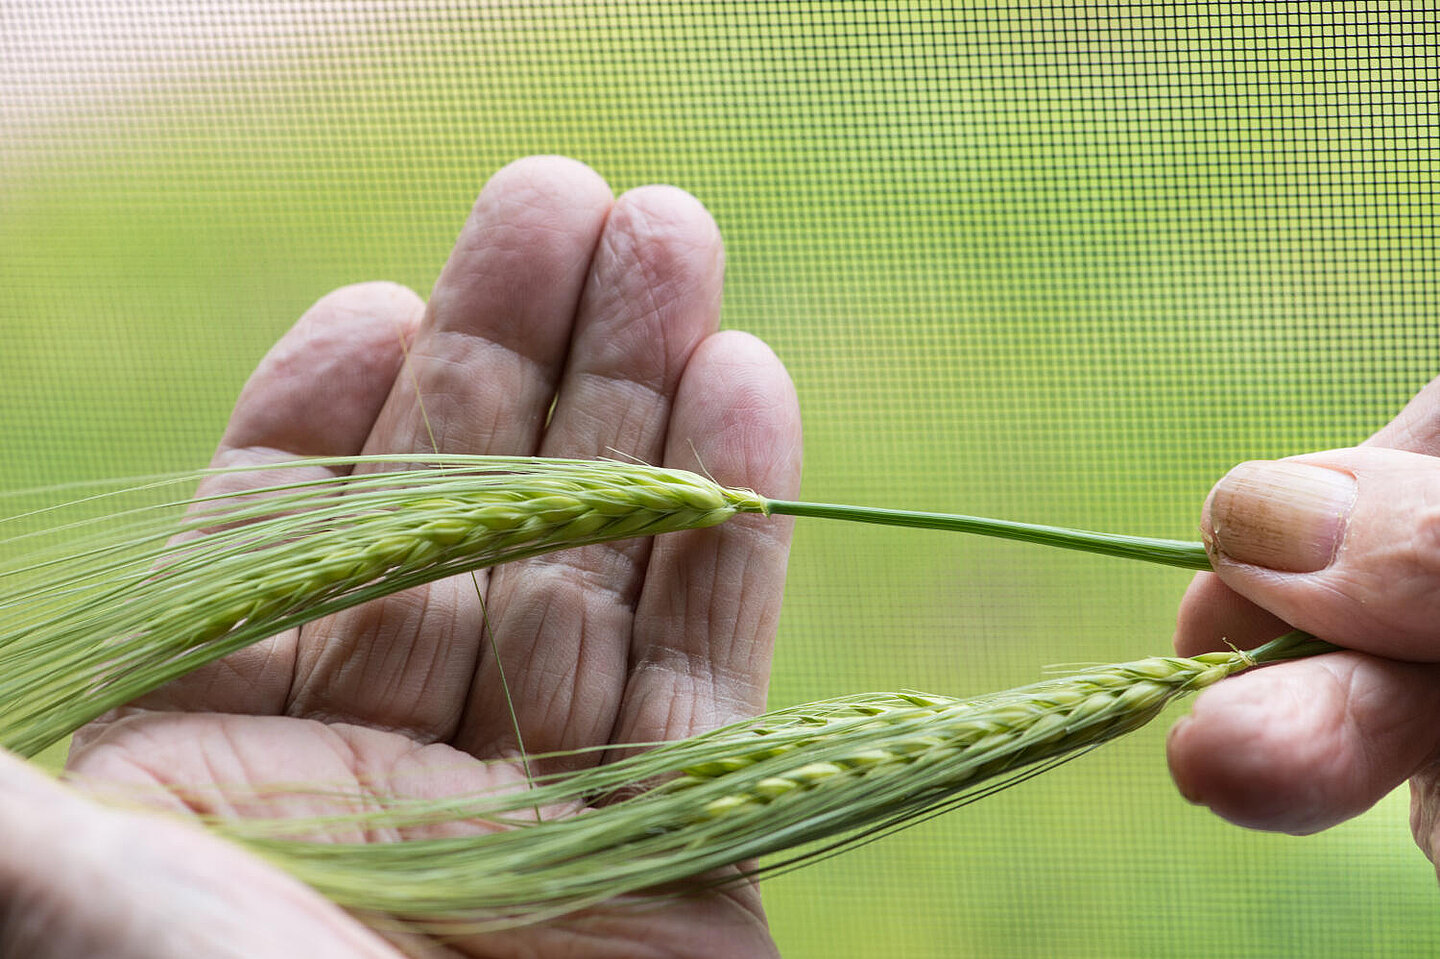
[428, 155, 614, 352]
[604, 185, 726, 334]
[480, 155, 614, 215]
[1194, 447, 1440, 659]
[287, 280, 426, 381]
[323, 279, 426, 318]
[220, 281, 425, 460]
[465, 156, 615, 260]
[1166, 661, 1342, 834]
[669, 330, 802, 502]
[610, 183, 725, 272]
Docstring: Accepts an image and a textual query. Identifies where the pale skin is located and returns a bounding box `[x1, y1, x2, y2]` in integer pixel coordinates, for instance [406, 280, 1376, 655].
[0, 156, 801, 958]
[1169, 381, 1440, 857]
[6, 154, 1440, 955]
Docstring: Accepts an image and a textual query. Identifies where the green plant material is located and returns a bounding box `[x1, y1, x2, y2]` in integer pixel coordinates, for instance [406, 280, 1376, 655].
[0, 455, 1339, 931]
[764, 500, 1212, 569]
[205, 631, 1332, 930]
[0, 455, 763, 758]
[0, 454, 1216, 758]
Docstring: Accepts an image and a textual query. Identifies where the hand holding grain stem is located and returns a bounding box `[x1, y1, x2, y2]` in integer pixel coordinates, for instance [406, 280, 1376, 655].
[0, 153, 1395, 953]
[1173, 436, 1440, 841]
[1, 447, 1227, 761]
[2, 441, 1337, 931]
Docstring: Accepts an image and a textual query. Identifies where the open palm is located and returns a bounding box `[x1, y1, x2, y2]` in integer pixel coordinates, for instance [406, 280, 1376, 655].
[58, 157, 802, 958]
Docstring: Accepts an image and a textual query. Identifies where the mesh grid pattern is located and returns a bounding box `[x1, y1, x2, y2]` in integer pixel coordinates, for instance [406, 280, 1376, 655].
[3, 3, 1437, 955]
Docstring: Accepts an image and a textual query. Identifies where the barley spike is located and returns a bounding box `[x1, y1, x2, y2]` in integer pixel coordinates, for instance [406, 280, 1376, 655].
[0, 456, 764, 757]
[212, 631, 1334, 930]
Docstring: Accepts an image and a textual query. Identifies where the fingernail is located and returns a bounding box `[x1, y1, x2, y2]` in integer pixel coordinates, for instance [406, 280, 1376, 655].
[1203, 461, 1356, 572]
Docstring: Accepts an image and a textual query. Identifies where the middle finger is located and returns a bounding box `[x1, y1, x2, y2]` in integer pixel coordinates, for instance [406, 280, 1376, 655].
[454, 185, 727, 762]
[284, 158, 615, 740]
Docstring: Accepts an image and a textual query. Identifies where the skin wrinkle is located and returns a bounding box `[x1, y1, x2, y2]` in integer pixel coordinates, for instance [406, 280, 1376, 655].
[1317, 657, 1440, 828]
[1302, 665, 1360, 830]
[580, 263, 676, 390]
[430, 165, 611, 345]
[407, 589, 471, 742]
[1276, 669, 1345, 830]
[126, 725, 238, 818]
[63, 737, 192, 818]
[421, 328, 564, 397]
[371, 585, 465, 738]
[606, 191, 712, 288]
[628, 656, 752, 740]
[1411, 767, 1440, 868]
[480, 597, 619, 761]
[529, 543, 652, 608]
[560, 592, 624, 752]
[1338, 661, 1391, 795]
[399, 339, 550, 456]
[1405, 481, 1440, 583]
[225, 285, 420, 457]
[513, 598, 578, 744]
[290, 568, 488, 743]
[568, 371, 671, 450]
[578, 198, 718, 393]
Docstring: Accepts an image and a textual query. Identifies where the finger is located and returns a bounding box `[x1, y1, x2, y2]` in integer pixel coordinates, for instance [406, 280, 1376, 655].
[1166, 652, 1440, 834]
[1197, 448, 1440, 660]
[1368, 372, 1440, 454]
[361, 156, 614, 458]
[0, 751, 399, 959]
[1169, 379, 1440, 839]
[286, 158, 615, 740]
[454, 185, 728, 760]
[1173, 573, 1292, 658]
[122, 282, 424, 718]
[611, 331, 803, 746]
[1175, 373, 1440, 657]
[1408, 763, 1440, 871]
[216, 282, 425, 467]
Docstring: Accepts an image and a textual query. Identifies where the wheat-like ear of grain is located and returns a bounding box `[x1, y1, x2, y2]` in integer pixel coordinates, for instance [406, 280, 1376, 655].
[205, 631, 1330, 931]
[0, 453, 1217, 758]
[0, 456, 1336, 931]
[0, 455, 764, 757]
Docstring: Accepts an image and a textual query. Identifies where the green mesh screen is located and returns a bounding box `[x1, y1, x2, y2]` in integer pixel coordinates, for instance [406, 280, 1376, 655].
[3, 3, 1437, 955]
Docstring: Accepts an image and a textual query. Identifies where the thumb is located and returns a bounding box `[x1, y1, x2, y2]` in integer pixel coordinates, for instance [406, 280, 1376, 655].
[0, 751, 399, 959]
[1203, 446, 1440, 659]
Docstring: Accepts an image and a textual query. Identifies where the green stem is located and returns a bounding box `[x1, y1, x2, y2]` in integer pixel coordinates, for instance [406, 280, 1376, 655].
[1245, 629, 1340, 665]
[763, 500, 1213, 571]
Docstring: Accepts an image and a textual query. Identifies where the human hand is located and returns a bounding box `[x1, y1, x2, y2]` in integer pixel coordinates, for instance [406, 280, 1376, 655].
[56, 156, 803, 957]
[0, 748, 401, 958]
[1167, 376, 1440, 865]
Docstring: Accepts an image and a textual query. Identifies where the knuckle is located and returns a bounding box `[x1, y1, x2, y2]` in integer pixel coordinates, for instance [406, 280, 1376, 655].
[1401, 504, 1440, 580]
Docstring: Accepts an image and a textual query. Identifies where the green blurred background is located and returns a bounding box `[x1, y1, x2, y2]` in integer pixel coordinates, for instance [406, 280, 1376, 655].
[3, 2, 1437, 955]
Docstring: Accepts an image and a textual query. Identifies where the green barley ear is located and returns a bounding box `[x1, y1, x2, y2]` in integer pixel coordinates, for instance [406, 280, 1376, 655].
[0, 453, 1217, 758]
[0, 455, 765, 757]
[211, 630, 1333, 930]
[0, 454, 1338, 932]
